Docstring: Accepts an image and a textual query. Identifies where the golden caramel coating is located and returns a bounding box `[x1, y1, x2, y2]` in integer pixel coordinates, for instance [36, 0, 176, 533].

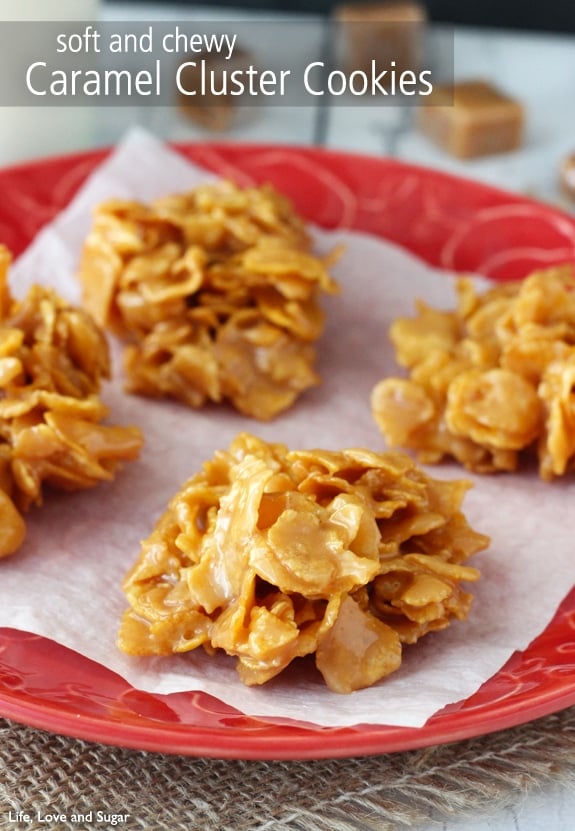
[371, 265, 575, 479]
[0, 246, 143, 558]
[78, 181, 339, 420]
[119, 433, 486, 694]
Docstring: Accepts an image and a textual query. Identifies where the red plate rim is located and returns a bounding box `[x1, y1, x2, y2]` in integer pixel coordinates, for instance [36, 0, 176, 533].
[0, 140, 574, 759]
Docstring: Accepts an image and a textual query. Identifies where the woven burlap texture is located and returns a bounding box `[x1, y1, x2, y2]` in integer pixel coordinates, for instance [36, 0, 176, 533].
[2, 708, 575, 831]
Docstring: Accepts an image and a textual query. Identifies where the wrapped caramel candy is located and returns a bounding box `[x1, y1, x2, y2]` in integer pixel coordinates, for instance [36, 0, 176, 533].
[78, 181, 339, 420]
[119, 432, 486, 694]
[0, 246, 143, 558]
[372, 265, 575, 479]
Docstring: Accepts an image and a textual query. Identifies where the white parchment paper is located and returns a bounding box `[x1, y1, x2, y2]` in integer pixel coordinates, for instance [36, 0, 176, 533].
[0, 129, 572, 728]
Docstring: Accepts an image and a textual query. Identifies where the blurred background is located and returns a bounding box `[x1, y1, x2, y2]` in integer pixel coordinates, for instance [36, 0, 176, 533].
[1, 0, 574, 208]
[112, 0, 575, 33]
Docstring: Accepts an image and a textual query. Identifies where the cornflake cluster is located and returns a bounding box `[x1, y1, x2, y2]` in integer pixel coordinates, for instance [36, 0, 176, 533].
[119, 433, 486, 694]
[371, 265, 575, 479]
[78, 181, 338, 420]
[0, 247, 143, 558]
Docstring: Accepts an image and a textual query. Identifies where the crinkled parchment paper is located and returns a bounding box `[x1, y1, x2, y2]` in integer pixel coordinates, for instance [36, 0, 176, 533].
[0, 129, 573, 728]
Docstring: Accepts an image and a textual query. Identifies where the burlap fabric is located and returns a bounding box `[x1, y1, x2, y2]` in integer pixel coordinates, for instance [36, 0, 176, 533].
[1, 707, 575, 830]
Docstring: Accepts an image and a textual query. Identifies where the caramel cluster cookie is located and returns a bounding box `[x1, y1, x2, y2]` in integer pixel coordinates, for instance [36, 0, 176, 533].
[0, 247, 143, 558]
[78, 181, 339, 420]
[119, 432, 486, 694]
[372, 265, 575, 480]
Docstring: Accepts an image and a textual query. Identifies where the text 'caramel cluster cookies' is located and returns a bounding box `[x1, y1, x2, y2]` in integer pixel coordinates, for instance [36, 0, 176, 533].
[0, 247, 143, 558]
[119, 433, 486, 694]
[78, 181, 339, 420]
[371, 265, 575, 480]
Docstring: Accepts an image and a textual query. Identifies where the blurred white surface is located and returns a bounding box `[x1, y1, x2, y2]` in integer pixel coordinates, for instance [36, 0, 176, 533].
[0, 0, 100, 163]
[0, 0, 99, 19]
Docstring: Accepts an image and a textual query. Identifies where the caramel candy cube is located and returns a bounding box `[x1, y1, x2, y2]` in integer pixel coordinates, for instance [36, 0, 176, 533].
[334, 1, 427, 77]
[418, 80, 524, 159]
[560, 152, 575, 201]
[177, 47, 253, 132]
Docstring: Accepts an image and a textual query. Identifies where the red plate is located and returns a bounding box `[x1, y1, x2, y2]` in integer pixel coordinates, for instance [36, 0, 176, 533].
[1, 143, 575, 759]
